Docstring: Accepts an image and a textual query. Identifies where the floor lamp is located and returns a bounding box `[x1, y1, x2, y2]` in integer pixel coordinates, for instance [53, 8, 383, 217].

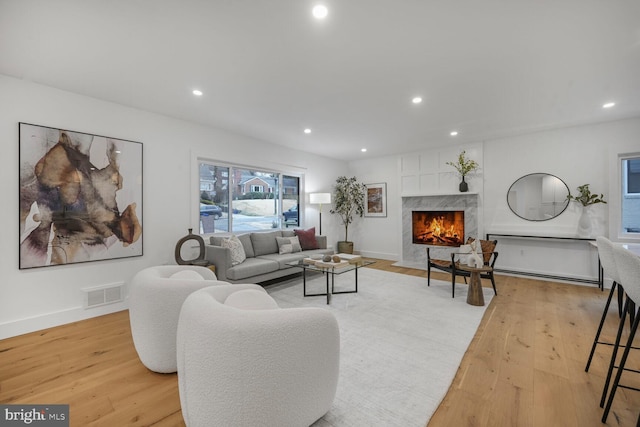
[309, 193, 331, 235]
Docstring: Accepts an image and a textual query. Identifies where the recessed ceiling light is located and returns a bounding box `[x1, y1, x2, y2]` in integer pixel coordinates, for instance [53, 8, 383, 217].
[603, 102, 615, 108]
[312, 5, 328, 19]
[361, 148, 367, 152]
[192, 89, 203, 96]
[304, 128, 311, 134]
[450, 131, 458, 136]
[412, 96, 422, 104]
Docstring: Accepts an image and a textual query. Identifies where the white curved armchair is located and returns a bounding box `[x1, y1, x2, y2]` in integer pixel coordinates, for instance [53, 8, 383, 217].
[129, 265, 225, 373]
[177, 285, 340, 427]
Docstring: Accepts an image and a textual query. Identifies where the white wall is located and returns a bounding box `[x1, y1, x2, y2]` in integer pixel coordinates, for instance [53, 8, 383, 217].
[348, 116, 640, 283]
[0, 75, 347, 339]
[347, 156, 400, 260]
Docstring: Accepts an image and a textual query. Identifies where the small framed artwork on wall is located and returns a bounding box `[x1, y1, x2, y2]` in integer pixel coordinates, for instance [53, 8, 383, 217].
[364, 182, 387, 217]
[18, 122, 143, 269]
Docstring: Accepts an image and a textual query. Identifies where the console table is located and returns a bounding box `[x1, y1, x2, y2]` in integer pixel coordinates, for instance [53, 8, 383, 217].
[486, 233, 599, 287]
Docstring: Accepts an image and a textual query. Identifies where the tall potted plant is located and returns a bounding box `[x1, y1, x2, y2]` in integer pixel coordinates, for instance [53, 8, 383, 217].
[330, 176, 366, 254]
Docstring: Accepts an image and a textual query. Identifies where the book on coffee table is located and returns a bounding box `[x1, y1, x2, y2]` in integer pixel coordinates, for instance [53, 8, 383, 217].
[314, 260, 350, 269]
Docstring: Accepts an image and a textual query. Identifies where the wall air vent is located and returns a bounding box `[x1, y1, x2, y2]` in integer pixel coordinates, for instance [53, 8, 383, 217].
[83, 282, 124, 309]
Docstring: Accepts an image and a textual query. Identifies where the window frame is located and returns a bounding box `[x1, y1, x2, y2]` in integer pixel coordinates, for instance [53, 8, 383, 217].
[617, 152, 640, 240]
[193, 156, 304, 236]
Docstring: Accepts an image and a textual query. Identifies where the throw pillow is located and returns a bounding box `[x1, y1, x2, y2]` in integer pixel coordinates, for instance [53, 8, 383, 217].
[222, 235, 246, 266]
[294, 227, 319, 250]
[224, 289, 279, 310]
[276, 236, 302, 254]
[169, 270, 205, 281]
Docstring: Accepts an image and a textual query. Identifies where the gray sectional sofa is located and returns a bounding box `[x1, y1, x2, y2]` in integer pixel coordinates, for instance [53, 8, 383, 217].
[205, 230, 334, 284]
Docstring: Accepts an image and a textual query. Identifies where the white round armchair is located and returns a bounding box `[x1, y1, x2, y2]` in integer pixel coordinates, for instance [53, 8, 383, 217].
[177, 284, 340, 427]
[128, 265, 224, 373]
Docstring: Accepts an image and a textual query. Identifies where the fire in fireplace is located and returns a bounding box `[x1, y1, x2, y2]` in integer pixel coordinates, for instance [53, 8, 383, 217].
[412, 210, 464, 247]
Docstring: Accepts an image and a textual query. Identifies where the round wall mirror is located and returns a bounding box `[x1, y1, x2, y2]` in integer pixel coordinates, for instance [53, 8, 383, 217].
[507, 173, 570, 221]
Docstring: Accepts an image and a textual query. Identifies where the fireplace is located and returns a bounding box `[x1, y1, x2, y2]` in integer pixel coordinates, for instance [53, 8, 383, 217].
[412, 210, 464, 247]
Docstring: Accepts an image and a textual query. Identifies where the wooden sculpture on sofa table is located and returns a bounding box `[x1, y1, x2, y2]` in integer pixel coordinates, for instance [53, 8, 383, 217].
[426, 238, 499, 298]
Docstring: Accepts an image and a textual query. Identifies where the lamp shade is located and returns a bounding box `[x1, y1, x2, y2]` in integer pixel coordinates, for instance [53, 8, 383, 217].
[309, 193, 331, 204]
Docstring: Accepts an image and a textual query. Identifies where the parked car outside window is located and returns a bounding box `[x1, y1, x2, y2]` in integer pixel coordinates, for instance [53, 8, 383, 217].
[283, 205, 298, 221]
[200, 203, 223, 219]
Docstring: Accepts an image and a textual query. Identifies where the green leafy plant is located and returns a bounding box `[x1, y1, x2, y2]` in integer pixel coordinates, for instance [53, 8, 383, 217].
[566, 184, 607, 206]
[446, 150, 479, 177]
[330, 176, 366, 242]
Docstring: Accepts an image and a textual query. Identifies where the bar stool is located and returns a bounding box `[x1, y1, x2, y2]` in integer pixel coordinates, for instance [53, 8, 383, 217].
[585, 237, 626, 373]
[602, 244, 640, 423]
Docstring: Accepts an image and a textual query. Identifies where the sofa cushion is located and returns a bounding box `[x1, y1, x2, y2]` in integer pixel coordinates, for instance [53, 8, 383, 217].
[256, 253, 307, 269]
[224, 289, 279, 310]
[294, 227, 319, 250]
[209, 235, 227, 246]
[237, 233, 255, 258]
[282, 230, 295, 238]
[276, 236, 302, 254]
[210, 234, 254, 258]
[221, 235, 246, 266]
[226, 258, 280, 281]
[250, 231, 282, 256]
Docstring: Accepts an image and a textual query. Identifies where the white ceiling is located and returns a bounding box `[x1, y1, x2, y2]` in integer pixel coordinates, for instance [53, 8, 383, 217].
[2, 0, 640, 160]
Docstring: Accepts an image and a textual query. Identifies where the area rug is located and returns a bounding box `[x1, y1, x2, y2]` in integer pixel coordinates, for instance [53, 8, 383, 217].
[265, 268, 493, 427]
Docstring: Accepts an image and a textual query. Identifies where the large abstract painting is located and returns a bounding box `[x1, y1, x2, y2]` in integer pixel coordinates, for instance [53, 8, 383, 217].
[19, 123, 143, 269]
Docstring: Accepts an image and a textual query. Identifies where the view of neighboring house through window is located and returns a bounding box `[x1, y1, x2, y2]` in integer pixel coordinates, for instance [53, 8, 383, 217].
[199, 161, 300, 234]
[622, 155, 640, 234]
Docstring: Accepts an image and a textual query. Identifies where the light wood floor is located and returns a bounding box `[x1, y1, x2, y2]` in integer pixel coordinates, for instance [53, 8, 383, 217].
[1, 261, 639, 426]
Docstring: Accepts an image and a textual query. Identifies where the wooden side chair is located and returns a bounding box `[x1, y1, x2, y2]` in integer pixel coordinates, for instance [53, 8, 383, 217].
[427, 238, 499, 298]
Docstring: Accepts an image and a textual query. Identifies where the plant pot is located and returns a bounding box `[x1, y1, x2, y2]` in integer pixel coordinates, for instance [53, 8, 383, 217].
[337, 241, 354, 254]
[577, 205, 593, 238]
[459, 176, 469, 192]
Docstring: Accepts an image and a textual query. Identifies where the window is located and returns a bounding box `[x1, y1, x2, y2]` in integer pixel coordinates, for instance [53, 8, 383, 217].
[625, 158, 640, 195]
[199, 161, 301, 234]
[621, 156, 640, 234]
[199, 163, 230, 233]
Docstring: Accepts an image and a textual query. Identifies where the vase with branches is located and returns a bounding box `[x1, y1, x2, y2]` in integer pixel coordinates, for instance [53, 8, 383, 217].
[330, 176, 365, 253]
[567, 184, 606, 237]
[446, 150, 479, 192]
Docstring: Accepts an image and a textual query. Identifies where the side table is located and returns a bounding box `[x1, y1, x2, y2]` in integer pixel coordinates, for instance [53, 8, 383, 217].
[455, 264, 493, 306]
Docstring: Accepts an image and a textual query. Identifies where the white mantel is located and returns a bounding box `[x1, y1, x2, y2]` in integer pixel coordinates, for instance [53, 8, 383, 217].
[401, 191, 479, 198]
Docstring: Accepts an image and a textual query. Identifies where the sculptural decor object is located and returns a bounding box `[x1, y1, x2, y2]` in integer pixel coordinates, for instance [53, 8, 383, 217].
[175, 229, 209, 266]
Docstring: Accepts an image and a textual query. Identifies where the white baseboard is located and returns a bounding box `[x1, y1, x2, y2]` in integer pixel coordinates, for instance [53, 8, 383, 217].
[356, 250, 399, 261]
[0, 300, 129, 340]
